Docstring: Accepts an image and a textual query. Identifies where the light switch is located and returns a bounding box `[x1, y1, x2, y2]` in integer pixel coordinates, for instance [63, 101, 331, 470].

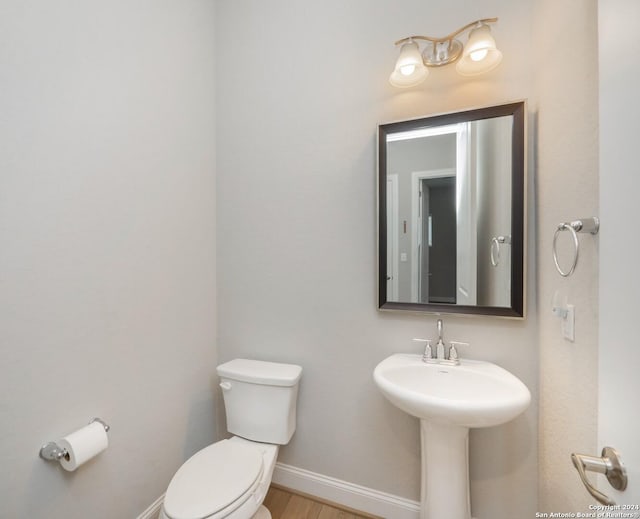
[400, 252, 407, 262]
[562, 304, 575, 342]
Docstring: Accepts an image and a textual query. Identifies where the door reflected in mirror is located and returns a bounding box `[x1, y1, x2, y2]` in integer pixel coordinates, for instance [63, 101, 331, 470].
[378, 102, 525, 317]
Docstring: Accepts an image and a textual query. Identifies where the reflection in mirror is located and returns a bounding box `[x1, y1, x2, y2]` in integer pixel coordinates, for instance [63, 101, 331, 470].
[378, 102, 525, 317]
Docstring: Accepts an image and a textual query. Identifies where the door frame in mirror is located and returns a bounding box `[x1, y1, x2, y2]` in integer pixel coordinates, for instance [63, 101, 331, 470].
[377, 101, 526, 318]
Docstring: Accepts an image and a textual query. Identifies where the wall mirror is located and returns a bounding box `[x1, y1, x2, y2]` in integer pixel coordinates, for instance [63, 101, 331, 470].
[378, 101, 525, 317]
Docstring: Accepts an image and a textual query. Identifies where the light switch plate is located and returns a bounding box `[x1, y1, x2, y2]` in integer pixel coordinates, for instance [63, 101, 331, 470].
[563, 304, 575, 342]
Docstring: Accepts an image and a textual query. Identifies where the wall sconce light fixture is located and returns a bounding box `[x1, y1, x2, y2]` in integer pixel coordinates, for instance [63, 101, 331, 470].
[389, 18, 502, 88]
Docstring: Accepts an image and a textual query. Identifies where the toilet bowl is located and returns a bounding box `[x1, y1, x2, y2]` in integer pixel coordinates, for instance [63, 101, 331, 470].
[160, 437, 277, 519]
[160, 359, 302, 519]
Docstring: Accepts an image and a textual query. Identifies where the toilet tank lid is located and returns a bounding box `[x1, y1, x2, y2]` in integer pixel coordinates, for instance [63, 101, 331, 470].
[217, 359, 302, 387]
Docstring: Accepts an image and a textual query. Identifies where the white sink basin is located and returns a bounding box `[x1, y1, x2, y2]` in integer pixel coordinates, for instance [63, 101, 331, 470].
[374, 353, 531, 427]
[374, 353, 531, 518]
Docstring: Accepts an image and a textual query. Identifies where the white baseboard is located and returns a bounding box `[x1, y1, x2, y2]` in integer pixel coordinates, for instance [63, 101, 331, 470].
[137, 493, 165, 519]
[272, 463, 420, 519]
[136, 466, 420, 519]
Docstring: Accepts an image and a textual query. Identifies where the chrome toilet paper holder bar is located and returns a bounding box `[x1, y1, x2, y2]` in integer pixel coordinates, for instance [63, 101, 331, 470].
[39, 418, 110, 462]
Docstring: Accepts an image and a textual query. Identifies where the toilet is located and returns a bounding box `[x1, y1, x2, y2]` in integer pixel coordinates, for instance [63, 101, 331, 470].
[160, 358, 302, 519]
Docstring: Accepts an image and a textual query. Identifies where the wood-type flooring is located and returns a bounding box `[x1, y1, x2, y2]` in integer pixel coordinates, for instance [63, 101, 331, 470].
[264, 485, 382, 519]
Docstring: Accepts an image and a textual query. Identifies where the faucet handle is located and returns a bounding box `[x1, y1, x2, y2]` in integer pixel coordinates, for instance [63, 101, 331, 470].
[413, 338, 433, 360]
[448, 341, 469, 362]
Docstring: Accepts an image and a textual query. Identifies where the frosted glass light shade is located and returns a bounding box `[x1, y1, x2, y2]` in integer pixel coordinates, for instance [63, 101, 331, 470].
[456, 23, 502, 76]
[389, 41, 429, 88]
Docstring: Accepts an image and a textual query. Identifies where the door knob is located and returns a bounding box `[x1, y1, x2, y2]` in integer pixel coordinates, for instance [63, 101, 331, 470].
[571, 447, 627, 505]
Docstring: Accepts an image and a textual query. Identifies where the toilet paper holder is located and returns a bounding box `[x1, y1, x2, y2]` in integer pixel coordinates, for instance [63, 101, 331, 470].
[39, 418, 110, 462]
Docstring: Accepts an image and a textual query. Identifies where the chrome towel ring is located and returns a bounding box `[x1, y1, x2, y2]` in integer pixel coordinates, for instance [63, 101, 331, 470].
[490, 235, 511, 267]
[552, 217, 599, 277]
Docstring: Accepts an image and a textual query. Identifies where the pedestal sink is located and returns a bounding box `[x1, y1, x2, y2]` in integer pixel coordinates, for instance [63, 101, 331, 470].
[373, 354, 531, 519]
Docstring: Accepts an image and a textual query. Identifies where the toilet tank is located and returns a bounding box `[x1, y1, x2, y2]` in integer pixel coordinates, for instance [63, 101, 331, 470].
[217, 359, 302, 445]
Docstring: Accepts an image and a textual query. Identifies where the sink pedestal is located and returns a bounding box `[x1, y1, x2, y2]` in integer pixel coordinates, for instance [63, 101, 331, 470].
[420, 420, 471, 519]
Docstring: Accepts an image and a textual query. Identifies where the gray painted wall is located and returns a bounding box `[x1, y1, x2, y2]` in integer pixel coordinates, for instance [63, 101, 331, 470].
[215, 1, 539, 517]
[0, 0, 602, 516]
[534, 0, 600, 512]
[0, 2, 217, 518]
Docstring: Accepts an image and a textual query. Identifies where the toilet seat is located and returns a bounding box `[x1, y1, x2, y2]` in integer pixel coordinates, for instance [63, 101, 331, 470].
[163, 440, 264, 519]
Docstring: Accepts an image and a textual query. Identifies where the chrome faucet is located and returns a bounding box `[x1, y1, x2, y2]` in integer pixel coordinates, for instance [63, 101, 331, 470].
[435, 319, 445, 360]
[413, 319, 466, 366]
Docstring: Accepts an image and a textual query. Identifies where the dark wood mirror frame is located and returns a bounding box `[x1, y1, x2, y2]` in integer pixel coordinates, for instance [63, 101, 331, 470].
[378, 101, 526, 318]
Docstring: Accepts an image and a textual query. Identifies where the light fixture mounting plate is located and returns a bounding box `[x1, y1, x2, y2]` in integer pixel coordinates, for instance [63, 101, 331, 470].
[421, 39, 463, 67]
